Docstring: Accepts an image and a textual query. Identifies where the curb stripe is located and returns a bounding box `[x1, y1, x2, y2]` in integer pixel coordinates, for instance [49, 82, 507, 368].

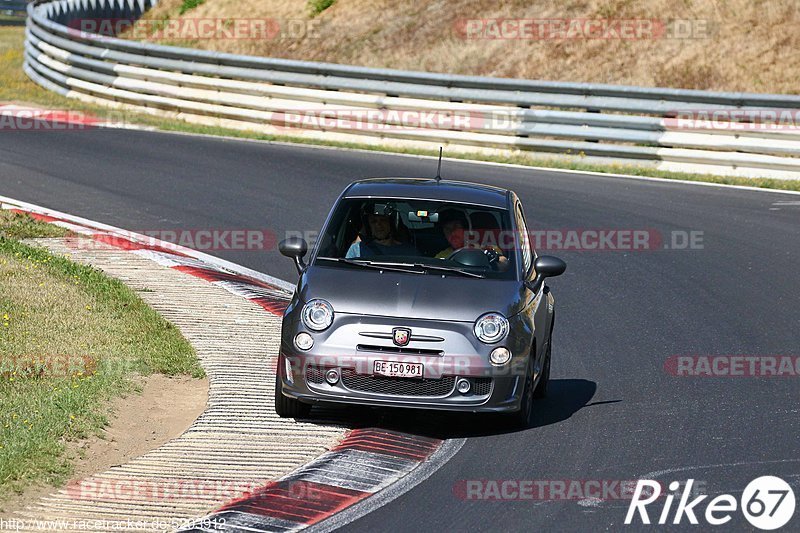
[221, 481, 368, 522]
[250, 297, 291, 315]
[179, 429, 443, 531]
[333, 442, 435, 462]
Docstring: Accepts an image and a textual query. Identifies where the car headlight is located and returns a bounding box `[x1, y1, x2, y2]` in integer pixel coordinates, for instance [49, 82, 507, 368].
[301, 299, 334, 331]
[474, 312, 509, 344]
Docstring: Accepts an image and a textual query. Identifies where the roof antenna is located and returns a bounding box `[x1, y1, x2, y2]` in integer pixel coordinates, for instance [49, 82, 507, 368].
[435, 147, 443, 182]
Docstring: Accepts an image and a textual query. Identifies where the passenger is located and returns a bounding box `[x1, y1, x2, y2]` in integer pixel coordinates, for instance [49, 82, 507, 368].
[346, 204, 417, 258]
[435, 209, 509, 270]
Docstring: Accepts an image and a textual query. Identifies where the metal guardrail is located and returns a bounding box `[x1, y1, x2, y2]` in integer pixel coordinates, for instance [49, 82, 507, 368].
[21, 0, 800, 179]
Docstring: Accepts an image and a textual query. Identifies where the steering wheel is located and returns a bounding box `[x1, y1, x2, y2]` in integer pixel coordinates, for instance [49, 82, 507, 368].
[446, 247, 499, 269]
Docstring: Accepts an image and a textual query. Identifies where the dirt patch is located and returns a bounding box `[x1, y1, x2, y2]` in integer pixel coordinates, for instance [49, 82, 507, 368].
[0, 374, 208, 516]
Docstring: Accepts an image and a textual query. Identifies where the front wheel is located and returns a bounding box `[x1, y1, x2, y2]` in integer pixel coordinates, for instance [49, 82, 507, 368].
[534, 342, 551, 399]
[509, 364, 534, 429]
[274, 372, 311, 418]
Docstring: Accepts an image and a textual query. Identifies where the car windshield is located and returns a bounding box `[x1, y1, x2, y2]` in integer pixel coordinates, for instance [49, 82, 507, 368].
[313, 198, 518, 280]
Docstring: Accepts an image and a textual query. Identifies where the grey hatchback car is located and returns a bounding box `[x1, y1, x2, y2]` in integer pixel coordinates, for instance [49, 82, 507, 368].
[275, 178, 566, 427]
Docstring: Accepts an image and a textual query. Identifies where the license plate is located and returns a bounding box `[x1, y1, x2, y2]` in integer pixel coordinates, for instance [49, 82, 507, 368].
[373, 360, 424, 379]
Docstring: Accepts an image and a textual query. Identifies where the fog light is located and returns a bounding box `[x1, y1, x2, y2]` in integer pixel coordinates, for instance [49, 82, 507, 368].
[284, 357, 294, 385]
[456, 378, 471, 394]
[294, 332, 313, 351]
[489, 347, 512, 365]
[325, 369, 340, 384]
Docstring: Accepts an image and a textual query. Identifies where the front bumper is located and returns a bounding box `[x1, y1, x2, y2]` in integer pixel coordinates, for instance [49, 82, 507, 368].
[281, 366, 524, 412]
[279, 314, 532, 413]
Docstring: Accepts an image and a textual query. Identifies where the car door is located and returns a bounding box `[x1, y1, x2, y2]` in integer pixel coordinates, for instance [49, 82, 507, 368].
[514, 200, 548, 379]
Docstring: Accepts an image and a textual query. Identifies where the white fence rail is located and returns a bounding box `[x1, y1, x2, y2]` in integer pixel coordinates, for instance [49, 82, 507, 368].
[23, 0, 800, 179]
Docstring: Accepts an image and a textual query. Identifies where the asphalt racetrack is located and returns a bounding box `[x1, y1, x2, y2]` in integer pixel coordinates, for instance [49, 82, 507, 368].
[1, 127, 798, 530]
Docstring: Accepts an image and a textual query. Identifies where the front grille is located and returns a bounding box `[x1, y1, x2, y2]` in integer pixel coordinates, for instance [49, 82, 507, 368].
[309, 367, 491, 398]
[306, 366, 325, 384]
[341, 369, 455, 397]
[356, 344, 443, 356]
[473, 378, 493, 396]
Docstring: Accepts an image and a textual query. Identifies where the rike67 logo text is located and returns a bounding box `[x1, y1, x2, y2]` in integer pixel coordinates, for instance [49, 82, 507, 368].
[626, 477, 795, 530]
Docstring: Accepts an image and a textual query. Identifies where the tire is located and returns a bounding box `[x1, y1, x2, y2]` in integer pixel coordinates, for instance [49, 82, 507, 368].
[534, 341, 551, 399]
[509, 363, 534, 429]
[274, 372, 311, 418]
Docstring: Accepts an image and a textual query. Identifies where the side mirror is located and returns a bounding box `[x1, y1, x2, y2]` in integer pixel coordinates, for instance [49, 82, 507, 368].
[526, 255, 566, 293]
[279, 237, 308, 274]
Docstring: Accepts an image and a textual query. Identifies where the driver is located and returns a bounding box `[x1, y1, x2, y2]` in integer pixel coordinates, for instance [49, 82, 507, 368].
[346, 204, 417, 258]
[435, 209, 509, 270]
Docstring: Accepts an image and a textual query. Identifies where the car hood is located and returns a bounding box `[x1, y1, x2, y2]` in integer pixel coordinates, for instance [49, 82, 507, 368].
[296, 265, 526, 322]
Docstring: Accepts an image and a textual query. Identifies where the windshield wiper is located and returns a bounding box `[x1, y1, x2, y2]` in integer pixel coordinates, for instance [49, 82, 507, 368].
[318, 258, 485, 278]
[411, 263, 485, 278]
[319, 257, 424, 275]
[366, 261, 486, 279]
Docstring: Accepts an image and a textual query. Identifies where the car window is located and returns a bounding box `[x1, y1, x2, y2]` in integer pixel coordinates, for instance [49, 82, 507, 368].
[515, 202, 532, 275]
[313, 198, 518, 279]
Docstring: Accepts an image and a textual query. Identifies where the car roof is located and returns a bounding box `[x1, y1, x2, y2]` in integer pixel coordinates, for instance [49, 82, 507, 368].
[343, 178, 511, 209]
